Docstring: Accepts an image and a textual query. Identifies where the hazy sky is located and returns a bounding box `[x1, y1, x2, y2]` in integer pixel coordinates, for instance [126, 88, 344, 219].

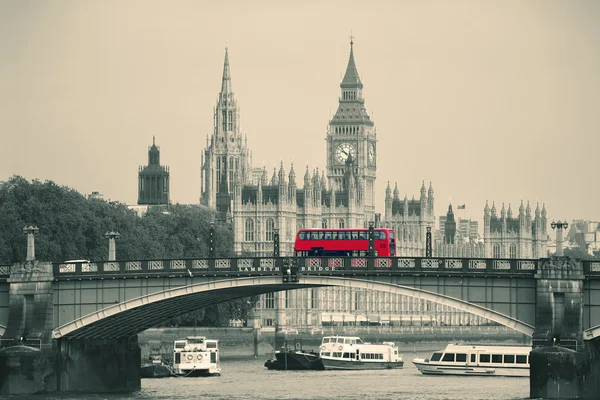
[1, 0, 599, 229]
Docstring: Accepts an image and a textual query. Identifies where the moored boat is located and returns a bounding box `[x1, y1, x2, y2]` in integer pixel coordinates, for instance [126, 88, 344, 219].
[172, 336, 221, 376]
[412, 343, 531, 377]
[141, 355, 172, 378]
[264, 339, 324, 370]
[319, 336, 403, 370]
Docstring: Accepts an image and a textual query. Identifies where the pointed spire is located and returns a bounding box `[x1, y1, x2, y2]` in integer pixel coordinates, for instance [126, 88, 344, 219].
[341, 34, 363, 89]
[541, 203, 547, 218]
[519, 200, 525, 216]
[271, 167, 277, 186]
[420, 180, 426, 196]
[484, 200, 490, 215]
[385, 181, 391, 197]
[278, 161, 286, 184]
[152, 135, 156, 146]
[393, 182, 399, 199]
[535, 202, 540, 219]
[221, 47, 232, 94]
[304, 165, 311, 188]
[428, 182, 434, 196]
[289, 162, 296, 185]
[501, 203, 506, 218]
[507, 204, 513, 219]
[526, 201, 532, 218]
[491, 201, 497, 217]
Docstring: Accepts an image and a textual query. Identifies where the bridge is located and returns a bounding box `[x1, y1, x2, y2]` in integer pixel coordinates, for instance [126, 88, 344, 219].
[1, 240, 600, 397]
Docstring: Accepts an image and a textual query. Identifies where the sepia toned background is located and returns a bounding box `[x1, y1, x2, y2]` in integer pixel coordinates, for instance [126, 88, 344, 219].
[1, 0, 598, 228]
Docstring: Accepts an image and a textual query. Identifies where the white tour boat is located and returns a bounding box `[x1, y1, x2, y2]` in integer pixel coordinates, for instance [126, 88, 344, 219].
[172, 336, 221, 376]
[319, 336, 404, 370]
[412, 343, 531, 377]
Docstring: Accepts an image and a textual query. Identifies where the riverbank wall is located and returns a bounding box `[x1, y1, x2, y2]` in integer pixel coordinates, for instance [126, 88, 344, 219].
[138, 326, 526, 362]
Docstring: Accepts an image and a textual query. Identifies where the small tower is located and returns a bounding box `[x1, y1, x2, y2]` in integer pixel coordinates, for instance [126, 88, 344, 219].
[138, 136, 170, 205]
[444, 203, 456, 245]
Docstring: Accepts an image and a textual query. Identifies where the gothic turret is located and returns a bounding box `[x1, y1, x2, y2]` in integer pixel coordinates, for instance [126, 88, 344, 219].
[444, 203, 457, 245]
[507, 204, 513, 219]
[491, 202, 497, 217]
[138, 137, 170, 205]
[393, 182, 399, 200]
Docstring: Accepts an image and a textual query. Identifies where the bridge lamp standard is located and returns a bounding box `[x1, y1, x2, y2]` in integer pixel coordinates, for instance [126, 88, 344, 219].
[550, 220, 568, 257]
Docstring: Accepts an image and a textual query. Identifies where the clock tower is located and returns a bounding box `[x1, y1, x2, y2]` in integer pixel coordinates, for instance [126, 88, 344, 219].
[326, 37, 377, 222]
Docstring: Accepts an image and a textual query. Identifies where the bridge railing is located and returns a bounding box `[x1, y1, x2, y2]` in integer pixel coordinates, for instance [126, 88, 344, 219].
[583, 260, 600, 276]
[52, 256, 540, 279]
[296, 256, 538, 275]
[0, 264, 10, 279]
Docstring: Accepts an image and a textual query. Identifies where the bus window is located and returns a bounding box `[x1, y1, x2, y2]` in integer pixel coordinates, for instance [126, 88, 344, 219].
[389, 231, 395, 239]
[351, 231, 359, 240]
[339, 232, 347, 240]
[359, 231, 367, 240]
[331, 231, 338, 240]
[299, 232, 306, 240]
[324, 231, 332, 240]
[311, 232, 319, 240]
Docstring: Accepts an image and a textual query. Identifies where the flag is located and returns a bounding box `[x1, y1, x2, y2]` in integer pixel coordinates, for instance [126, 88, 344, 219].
[457, 204, 466, 209]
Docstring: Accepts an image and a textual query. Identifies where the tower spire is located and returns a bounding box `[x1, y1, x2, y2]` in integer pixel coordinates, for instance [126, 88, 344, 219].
[341, 34, 362, 89]
[221, 47, 232, 94]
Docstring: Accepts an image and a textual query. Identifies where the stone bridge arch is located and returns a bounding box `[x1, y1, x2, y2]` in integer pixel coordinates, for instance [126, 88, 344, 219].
[53, 276, 534, 339]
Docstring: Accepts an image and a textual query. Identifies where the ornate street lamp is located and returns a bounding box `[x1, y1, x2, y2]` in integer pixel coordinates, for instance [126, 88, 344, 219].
[551, 220, 569, 257]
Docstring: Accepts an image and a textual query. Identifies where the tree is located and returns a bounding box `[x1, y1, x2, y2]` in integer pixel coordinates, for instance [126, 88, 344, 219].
[0, 176, 258, 326]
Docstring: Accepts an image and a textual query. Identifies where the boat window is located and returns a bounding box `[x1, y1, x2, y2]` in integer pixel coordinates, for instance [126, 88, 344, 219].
[441, 353, 455, 362]
[456, 353, 467, 362]
[332, 352, 342, 358]
[516, 355, 527, 364]
[492, 354, 502, 363]
[470, 354, 476, 362]
[430, 353, 442, 362]
[175, 342, 185, 349]
[356, 338, 364, 344]
[206, 342, 217, 349]
[504, 354, 515, 363]
[322, 338, 331, 344]
[322, 352, 331, 357]
[480, 354, 491, 363]
[337, 338, 344, 343]
[343, 352, 352, 359]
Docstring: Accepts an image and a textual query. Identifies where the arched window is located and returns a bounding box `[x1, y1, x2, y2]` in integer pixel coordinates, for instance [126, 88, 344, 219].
[245, 218, 255, 242]
[509, 244, 517, 259]
[338, 219, 345, 229]
[492, 243, 501, 258]
[322, 219, 327, 229]
[265, 218, 275, 242]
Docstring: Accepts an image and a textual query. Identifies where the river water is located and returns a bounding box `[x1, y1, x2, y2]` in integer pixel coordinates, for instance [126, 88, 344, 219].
[7, 349, 532, 400]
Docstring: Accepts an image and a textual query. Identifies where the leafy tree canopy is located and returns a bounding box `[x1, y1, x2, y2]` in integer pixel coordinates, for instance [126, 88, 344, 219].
[0, 176, 257, 327]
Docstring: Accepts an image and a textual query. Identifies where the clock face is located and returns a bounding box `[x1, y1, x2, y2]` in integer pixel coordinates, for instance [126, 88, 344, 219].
[335, 143, 356, 164]
[368, 143, 375, 165]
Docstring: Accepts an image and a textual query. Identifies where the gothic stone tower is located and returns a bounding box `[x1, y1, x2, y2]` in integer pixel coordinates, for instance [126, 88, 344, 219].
[326, 38, 376, 224]
[138, 136, 170, 205]
[201, 48, 251, 209]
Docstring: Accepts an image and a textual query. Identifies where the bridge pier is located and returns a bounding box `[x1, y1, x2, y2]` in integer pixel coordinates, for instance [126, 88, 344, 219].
[530, 256, 597, 399]
[56, 337, 141, 393]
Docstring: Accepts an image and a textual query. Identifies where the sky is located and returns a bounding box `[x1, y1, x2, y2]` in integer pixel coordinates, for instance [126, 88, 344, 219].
[1, 0, 599, 231]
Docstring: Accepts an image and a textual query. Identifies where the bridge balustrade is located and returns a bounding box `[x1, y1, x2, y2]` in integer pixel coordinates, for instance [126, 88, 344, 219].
[49, 256, 557, 280]
[0, 264, 10, 279]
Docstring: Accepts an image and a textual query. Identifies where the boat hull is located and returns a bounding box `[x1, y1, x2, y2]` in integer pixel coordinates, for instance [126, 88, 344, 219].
[412, 360, 529, 377]
[140, 364, 172, 378]
[265, 351, 324, 370]
[322, 358, 404, 370]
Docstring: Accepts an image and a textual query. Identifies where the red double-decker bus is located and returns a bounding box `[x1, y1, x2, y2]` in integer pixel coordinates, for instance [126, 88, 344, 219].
[294, 228, 396, 257]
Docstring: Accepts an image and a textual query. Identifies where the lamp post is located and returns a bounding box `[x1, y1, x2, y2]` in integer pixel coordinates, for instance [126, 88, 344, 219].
[425, 226, 432, 257]
[209, 221, 215, 258]
[551, 220, 569, 257]
[104, 231, 120, 261]
[273, 227, 280, 257]
[23, 226, 40, 261]
[368, 221, 375, 256]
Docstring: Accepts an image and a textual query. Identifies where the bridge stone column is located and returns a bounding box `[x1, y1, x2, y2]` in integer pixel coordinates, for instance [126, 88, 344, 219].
[0, 259, 56, 394]
[530, 256, 591, 399]
[56, 337, 141, 393]
[104, 231, 120, 261]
